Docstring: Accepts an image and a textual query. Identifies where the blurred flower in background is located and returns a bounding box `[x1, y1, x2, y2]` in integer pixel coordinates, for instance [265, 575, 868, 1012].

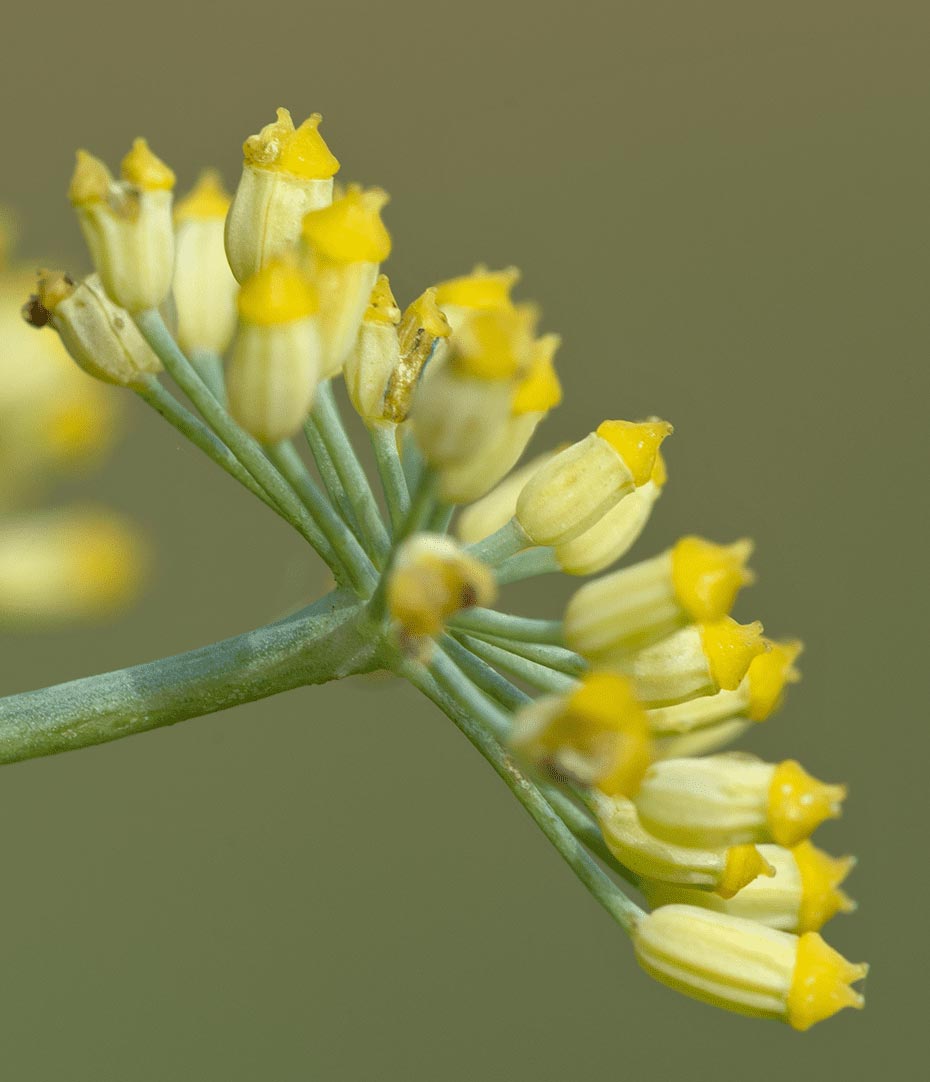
[0, 207, 147, 628]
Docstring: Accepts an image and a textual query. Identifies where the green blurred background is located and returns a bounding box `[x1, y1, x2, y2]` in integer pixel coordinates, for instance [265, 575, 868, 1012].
[1, 1, 925, 1077]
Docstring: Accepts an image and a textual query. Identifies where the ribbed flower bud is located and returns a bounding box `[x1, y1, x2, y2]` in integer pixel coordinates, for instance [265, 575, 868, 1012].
[412, 304, 538, 468]
[0, 507, 146, 624]
[343, 274, 401, 420]
[510, 673, 653, 797]
[172, 170, 238, 355]
[613, 616, 767, 707]
[300, 185, 392, 378]
[647, 639, 803, 737]
[564, 535, 754, 661]
[68, 140, 176, 312]
[224, 109, 339, 283]
[632, 905, 867, 1030]
[454, 450, 559, 546]
[24, 271, 163, 388]
[634, 754, 847, 848]
[387, 534, 496, 649]
[437, 333, 562, 504]
[226, 259, 321, 442]
[514, 419, 672, 547]
[593, 793, 773, 897]
[642, 840, 856, 934]
[554, 451, 667, 575]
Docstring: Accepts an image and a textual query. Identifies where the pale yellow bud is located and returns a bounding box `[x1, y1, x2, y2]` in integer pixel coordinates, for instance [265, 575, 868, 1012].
[454, 450, 559, 546]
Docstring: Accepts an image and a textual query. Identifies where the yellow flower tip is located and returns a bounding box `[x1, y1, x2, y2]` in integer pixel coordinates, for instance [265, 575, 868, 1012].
[68, 149, 112, 205]
[174, 169, 231, 221]
[717, 844, 776, 899]
[700, 616, 767, 691]
[243, 108, 340, 179]
[793, 841, 857, 934]
[596, 418, 674, 486]
[387, 535, 497, 642]
[767, 760, 847, 847]
[404, 287, 451, 338]
[650, 449, 668, 488]
[363, 274, 402, 325]
[511, 335, 562, 415]
[301, 184, 391, 263]
[22, 269, 75, 323]
[120, 138, 176, 192]
[237, 259, 319, 325]
[562, 672, 653, 797]
[670, 535, 755, 622]
[434, 264, 521, 311]
[786, 932, 868, 1031]
[746, 639, 804, 721]
[452, 304, 537, 381]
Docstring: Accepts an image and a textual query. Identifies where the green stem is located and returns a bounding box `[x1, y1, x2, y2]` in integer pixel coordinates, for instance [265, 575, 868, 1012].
[189, 348, 226, 403]
[467, 518, 530, 566]
[0, 593, 380, 765]
[134, 377, 276, 515]
[495, 547, 560, 584]
[268, 442, 377, 595]
[434, 640, 638, 886]
[450, 608, 565, 646]
[453, 633, 576, 693]
[402, 651, 642, 933]
[311, 382, 390, 561]
[303, 419, 363, 535]
[470, 633, 587, 677]
[427, 503, 455, 534]
[369, 423, 410, 532]
[135, 310, 342, 579]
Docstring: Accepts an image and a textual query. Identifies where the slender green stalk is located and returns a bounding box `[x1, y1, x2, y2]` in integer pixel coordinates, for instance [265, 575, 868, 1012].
[428, 503, 455, 535]
[311, 382, 390, 561]
[495, 547, 560, 584]
[135, 310, 344, 580]
[400, 426, 425, 493]
[303, 419, 363, 535]
[134, 377, 274, 513]
[189, 348, 226, 403]
[450, 608, 565, 646]
[0, 593, 379, 765]
[402, 652, 642, 932]
[369, 422, 410, 532]
[453, 632, 576, 693]
[439, 635, 526, 712]
[268, 441, 378, 595]
[466, 518, 530, 566]
[469, 633, 587, 677]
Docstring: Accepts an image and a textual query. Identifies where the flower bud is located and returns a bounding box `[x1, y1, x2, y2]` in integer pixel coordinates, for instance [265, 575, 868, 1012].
[642, 840, 856, 934]
[434, 264, 521, 332]
[510, 673, 653, 797]
[554, 452, 667, 575]
[646, 639, 803, 737]
[172, 170, 238, 355]
[68, 141, 176, 312]
[634, 753, 847, 848]
[343, 274, 401, 421]
[24, 271, 163, 388]
[226, 259, 321, 442]
[412, 305, 538, 468]
[515, 419, 672, 547]
[454, 450, 559, 545]
[0, 507, 146, 624]
[437, 333, 562, 504]
[387, 534, 496, 649]
[632, 905, 867, 1029]
[564, 536, 754, 661]
[594, 793, 773, 897]
[224, 109, 339, 282]
[300, 185, 392, 378]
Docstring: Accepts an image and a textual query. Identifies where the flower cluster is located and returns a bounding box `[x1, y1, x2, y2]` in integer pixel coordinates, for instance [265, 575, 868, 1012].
[0, 214, 144, 627]
[21, 109, 865, 1029]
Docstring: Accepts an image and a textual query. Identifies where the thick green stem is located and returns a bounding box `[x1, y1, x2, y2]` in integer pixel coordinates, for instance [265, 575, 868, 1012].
[402, 652, 642, 933]
[0, 593, 379, 765]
